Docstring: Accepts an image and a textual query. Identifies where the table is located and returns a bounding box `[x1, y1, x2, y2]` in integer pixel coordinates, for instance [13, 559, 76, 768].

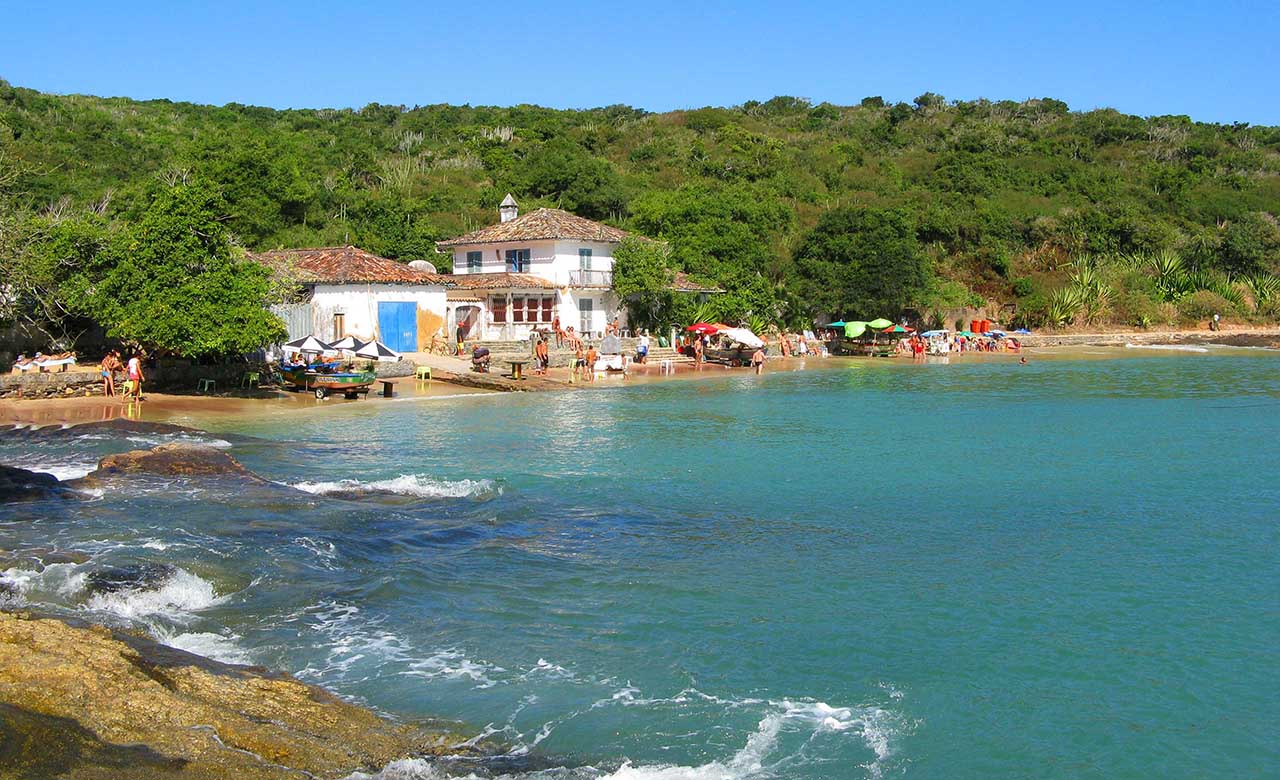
[507, 360, 527, 380]
[379, 380, 395, 398]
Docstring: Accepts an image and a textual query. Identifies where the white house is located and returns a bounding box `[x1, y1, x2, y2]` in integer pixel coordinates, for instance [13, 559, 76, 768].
[437, 195, 630, 341]
[254, 246, 451, 353]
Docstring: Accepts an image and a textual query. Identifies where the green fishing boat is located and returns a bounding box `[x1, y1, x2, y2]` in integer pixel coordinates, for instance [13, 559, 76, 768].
[279, 363, 377, 399]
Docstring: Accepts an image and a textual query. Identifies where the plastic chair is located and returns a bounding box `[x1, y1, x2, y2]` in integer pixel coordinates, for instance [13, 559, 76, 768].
[414, 365, 432, 381]
[197, 378, 215, 393]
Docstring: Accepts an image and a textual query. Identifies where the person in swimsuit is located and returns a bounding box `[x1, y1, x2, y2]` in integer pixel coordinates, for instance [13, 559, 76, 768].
[751, 347, 765, 375]
[584, 344, 598, 382]
[535, 338, 549, 375]
[100, 351, 119, 396]
[574, 345, 587, 381]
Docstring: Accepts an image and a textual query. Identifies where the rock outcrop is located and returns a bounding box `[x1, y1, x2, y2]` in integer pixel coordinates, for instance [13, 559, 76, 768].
[84, 444, 260, 481]
[0, 611, 457, 779]
[0, 464, 62, 502]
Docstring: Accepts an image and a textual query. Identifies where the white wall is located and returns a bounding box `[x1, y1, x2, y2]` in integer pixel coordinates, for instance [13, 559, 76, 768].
[310, 283, 447, 342]
[450, 239, 616, 287]
[450, 240, 557, 277]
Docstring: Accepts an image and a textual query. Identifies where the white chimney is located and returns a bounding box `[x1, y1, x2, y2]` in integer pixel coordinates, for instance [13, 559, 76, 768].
[499, 193, 518, 223]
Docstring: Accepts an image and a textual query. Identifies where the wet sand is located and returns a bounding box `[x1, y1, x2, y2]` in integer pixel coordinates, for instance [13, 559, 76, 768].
[0, 379, 491, 427]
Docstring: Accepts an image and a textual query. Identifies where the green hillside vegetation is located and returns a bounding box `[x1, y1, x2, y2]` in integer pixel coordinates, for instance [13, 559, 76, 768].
[3, 80, 1279, 352]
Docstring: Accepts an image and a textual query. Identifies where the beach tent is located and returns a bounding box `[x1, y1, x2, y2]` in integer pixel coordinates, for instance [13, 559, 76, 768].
[354, 339, 401, 362]
[283, 335, 334, 354]
[865, 318, 894, 329]
[717, 327, 764, 348]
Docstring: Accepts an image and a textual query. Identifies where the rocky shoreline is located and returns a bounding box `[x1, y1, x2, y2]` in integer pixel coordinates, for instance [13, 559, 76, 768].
[0, 610, 465, 779]
[0, 421, 482, 779]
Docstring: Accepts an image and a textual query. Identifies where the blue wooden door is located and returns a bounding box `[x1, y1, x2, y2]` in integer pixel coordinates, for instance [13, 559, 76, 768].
[377, 302, 418, 352]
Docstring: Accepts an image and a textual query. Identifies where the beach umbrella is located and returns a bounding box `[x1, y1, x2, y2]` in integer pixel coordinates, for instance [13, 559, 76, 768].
[865, 318, 893, 329]
[882, 325, 914, 333]
[354, 339, 401, 362]
[1014, 328, 1032, 335]
[717, 327, 764, 348]
[687, 323, 719, 335]
[825, 321, 847, 328]
[920, 329, 948, 338]
[843, 321, 868, 338]
[283, 335, 334, 354]
[330, 335, 364, 353]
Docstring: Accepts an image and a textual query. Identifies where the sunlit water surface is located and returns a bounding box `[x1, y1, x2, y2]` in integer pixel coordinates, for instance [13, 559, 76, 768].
[2, 352, 1278, 779]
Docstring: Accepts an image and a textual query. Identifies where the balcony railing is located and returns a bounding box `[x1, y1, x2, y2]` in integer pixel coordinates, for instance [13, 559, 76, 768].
[567, 269, 613, 287]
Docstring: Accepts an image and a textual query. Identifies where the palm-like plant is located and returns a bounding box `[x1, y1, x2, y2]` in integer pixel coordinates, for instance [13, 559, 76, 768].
[1047, 286, 1085, 327]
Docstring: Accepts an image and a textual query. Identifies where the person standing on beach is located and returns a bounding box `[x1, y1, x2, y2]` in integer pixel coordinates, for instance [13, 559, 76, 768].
[100, 351, 120, 397]
[636, 330, 649, 364]
[584, 343, 598, 382]
[535, 337, 549, 375]
[125, 353, 145, 402]
[693, 338, 704, 367]
[751, 347, 765, 375]
[574, 344, 587, 381]
[456, 322, 467, 356]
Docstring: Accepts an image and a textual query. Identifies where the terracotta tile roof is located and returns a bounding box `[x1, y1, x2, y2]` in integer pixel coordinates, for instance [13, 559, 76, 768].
[670, 271, 724, 293]
[437, 208, 631, 248]
[445, 272, 558, 290]
[252, 246, 450, 285]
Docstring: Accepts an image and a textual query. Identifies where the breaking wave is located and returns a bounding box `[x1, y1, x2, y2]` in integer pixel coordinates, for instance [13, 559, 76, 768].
[345, 696, 911, 780]
[84, 567, 225, 621]
[1124, 343, 1209, 353]
[287, 474, 499, 500]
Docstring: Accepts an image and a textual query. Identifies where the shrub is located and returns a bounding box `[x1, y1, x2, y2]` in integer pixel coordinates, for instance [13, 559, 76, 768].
[1176, 290, 1237, 323]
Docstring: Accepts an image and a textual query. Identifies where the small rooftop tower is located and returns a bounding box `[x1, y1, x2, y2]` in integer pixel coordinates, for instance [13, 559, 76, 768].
[499, 194, 519, 223]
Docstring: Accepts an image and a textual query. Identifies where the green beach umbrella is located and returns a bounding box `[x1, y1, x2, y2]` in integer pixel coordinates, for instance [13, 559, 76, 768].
[843, 321, 867, 338]
[866, 318, 893, 329]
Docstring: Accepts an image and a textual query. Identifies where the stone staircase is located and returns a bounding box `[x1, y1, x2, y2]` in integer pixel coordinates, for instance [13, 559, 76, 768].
[469, 338, 693, 369]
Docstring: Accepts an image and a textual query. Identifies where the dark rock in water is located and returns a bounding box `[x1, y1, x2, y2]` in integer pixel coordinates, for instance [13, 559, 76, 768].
[0, 611, 461, 778]
[82, 444, 260, 481]
[0, 581, 19, 605]
[85, 563, 177, 595]
[0, 464, 62, 502]
[0, 418, 205, 442]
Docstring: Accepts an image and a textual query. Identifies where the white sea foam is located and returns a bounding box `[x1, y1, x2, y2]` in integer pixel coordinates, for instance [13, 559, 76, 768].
[125, 434, 233, 449]
[404, 649, 505, 689]
[1, 562, 88, 600]
[345, 691, 910, 780]
[85, 568, 224, 621]
[23, 461, 97, 481]
[152, 628, 254, 666]
[1124, 343, 1209, 353]
[287, 474, 498, 499]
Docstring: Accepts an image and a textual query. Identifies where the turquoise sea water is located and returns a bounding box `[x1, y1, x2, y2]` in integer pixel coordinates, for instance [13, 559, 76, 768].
[2, 352, 1278, 778]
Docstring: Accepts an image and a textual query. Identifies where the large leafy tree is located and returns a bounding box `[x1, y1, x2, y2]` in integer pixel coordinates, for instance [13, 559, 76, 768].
[612, 236, 675, 328]
[86, 182, 286, 357]
[792, 207, 930, 319]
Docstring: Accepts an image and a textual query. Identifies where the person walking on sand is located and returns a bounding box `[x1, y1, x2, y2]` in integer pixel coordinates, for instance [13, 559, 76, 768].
[751, 346, 765, 375]
[125, 352, 145, 402]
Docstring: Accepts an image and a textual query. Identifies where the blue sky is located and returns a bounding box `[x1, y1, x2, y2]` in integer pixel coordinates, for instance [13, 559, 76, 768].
[3, 0, 1277, 124]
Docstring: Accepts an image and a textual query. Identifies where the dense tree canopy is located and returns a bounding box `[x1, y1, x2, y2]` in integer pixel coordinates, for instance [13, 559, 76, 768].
[2, 80, 1280, 336]
[793, 207, 929, 319]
